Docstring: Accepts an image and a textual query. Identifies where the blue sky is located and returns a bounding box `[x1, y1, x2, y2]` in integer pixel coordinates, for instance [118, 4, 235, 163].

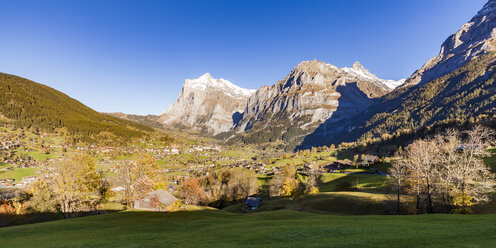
[0, 0, 488, 115]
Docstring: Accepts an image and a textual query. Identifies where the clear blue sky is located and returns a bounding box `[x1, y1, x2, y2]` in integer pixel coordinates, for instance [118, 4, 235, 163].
[0, 0, 488, 115]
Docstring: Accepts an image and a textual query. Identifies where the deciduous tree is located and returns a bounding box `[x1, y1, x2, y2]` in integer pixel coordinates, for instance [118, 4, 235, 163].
[389, 159, 408, 213]
[178, 178, 205, 205]
[269, 164, 300, 197]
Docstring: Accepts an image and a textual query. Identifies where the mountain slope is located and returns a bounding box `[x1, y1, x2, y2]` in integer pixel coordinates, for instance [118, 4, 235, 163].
[0, 73, 153, 142]
[225, 60, 404, 149]
[300, 0, 496, 148]
[159, 73, 255, 135]
[405, 0, 496, 87]
[105, 112, 164, 129]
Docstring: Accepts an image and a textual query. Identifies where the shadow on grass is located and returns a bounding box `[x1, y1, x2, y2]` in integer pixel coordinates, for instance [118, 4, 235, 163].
[223, 192, 395, 215]
[0, 210, 121, 228]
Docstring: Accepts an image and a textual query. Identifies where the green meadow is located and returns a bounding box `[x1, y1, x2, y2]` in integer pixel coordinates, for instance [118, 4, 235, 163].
[0, 167, 37, 181]
[1, 210, 495, 248]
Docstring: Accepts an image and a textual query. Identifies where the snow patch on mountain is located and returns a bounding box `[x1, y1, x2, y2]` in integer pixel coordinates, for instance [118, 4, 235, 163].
[184, 73, 255, 98]
[342, 62, 405, 89]
[159, 73, 255, 134]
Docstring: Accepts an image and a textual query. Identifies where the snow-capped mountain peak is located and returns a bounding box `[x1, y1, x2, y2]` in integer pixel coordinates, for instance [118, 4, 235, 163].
[342, 62, 405, 90]
[159, 73, 255, 134]
[343, 61, 376, 81]
[184, 73, 255, 97]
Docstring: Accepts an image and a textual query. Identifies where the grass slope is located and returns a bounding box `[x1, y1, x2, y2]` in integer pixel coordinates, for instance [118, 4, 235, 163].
[224, 191, 392, 215]
[0, 167, 36, 181]
[1, 210, 496, 248]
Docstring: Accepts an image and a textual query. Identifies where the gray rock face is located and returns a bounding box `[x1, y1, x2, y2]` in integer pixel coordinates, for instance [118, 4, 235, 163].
[159, 73, 255, 135]
[231, 60, 403, 145]
[405, 0, 496, 86]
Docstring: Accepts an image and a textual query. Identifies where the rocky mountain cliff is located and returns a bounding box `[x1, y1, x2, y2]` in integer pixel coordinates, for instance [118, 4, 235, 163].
[159, 73, 255, 135]
[224, 59, 404, 149]
[300, 0, 496, 149]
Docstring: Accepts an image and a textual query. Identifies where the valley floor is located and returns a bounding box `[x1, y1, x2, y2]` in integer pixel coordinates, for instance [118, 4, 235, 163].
[1, 209, 495, 248]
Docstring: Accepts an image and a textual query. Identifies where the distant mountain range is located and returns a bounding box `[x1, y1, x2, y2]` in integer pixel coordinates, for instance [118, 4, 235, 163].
[160, 0, 496, 150]
[159, 60, 403, 148]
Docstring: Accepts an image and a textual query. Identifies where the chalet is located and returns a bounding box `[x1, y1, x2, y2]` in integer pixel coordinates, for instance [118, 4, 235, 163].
[362, 155, 380, 165]
[133, 189, 179, 212]
[323, 160, 352, 172]
[244, 197, 261, 210]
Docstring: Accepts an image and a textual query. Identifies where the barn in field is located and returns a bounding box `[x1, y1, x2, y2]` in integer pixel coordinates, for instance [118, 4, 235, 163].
[134, 189, 179, 212]
[244, 197, 261, 211]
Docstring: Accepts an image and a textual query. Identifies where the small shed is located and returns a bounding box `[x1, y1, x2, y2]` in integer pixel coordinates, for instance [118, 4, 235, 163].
[245, 197, 261, 210]
[134, 189, 179, 212]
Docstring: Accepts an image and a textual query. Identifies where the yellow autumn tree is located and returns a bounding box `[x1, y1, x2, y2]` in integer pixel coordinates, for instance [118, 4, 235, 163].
[269, 164, 300, 197]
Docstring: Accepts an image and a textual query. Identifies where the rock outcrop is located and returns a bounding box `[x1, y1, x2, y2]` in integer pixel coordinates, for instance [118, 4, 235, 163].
[159, 73, 255, 135]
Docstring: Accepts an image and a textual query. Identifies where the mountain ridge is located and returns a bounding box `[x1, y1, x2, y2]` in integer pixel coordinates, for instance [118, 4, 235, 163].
[404, 0, 496, 87]
[223, 59, 404, 149]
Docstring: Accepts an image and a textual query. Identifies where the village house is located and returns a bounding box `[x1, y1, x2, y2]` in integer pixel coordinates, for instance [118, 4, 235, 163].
[361, 155, 380, 165]
[322, 160, 353, 172]
[134, 189, 179, 212]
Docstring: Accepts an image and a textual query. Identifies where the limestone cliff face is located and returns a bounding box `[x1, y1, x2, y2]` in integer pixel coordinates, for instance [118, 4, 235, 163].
[405, 0, 496, 86]
[229, 60, 403, 147]
[159, 73, 255, 135]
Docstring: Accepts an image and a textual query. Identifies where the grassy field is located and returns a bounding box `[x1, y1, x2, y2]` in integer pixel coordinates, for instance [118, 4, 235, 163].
[1, 210, 496, 248]
[319, 173, 388, 193]
[271, 152, 337, 168]
[0, 167, 37, 181]
[15, 148, 57, 161]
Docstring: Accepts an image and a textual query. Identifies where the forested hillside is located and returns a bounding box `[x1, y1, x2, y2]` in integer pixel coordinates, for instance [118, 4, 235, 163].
[0, 73, 154, 143]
